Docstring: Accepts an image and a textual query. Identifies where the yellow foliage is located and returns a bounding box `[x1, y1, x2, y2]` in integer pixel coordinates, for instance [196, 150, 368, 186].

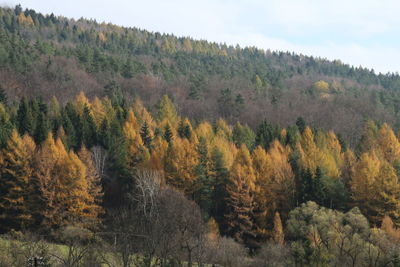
[215, 118, 232, 139]
[98, 32, 107, 42]
[196, 122, 214, 142]
[165, 137, 199, 194]
[313, 80, 330, 93]
[351, 151, 400, 225]
[91, 96, 106, 127]
[377, 123, 400, 163]
[211, 136, 237, 169]
[230, 144, 256, 191]
[74, 91, 91, 115]
[18, 13, 34, 26]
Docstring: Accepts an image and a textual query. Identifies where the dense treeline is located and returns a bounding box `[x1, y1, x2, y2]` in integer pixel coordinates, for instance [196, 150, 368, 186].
[1, 90, 400, 265]
[2, 5, 400, 146]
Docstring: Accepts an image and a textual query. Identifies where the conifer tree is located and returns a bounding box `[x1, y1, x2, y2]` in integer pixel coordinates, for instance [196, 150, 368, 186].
[157, 95, 178, 124]
[210, 147, 229, 226]
[81, 105, 98, 148]
[351, 152, 400, 225]
[17, 97, 35, 136]
[224, 161, 257, 249]
[0, 85, 7, 104]
[163, 123, 173, 143]
[0, 103, 13, 148]
[140, 121, 153, 150]
[0, 130, 36, 232]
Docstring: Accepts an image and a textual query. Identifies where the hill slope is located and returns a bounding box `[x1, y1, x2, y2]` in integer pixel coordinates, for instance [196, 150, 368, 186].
[1, 5, 400, 144]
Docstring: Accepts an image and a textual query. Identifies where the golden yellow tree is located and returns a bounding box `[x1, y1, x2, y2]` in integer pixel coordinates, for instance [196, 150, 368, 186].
[74, 91, 91, 116]
[91, 96, 106, 127]
[351, 151, 400, 225]
[164, 137, 199, 195]
[231, 144, 256, 191]
[78, 146, 104, 227]
[34, 134, 95, 228]
[0, 130, 36, 231]
[377, 123, 400, 164]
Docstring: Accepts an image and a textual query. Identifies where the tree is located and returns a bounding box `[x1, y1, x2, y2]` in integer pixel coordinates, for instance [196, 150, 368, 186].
[17, 98, 35, 137]
[140, 121, 153, 151]
[164, 137, 199, 195]
[287, 201, 388, 267]
[210, 147, 229, 228]
[193, 137, 213, 217]
[157, 95, 178, 125]
[81, 105, 98, 148]
[78, 146, 104, 228]
[224, 162, 257, 250]
[232, 122, 255, 150]
[0, 103, 13, 148]
[0, 130, 36, 232]
[34, 133, 94, 229]
[0, 86, 7, 104]
[272, 212, 284, 245]
[351, 151, 400, 226]
[163, 123, 173, 143]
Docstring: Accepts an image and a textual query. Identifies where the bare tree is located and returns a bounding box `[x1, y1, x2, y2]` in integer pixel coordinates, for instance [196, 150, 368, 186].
[91, 146, 108, 180]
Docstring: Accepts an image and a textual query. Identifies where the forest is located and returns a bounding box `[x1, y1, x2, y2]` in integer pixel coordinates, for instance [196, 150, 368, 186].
[1, 4, 400, 267]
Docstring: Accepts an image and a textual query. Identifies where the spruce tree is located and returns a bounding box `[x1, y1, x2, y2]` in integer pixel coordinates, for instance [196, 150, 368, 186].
[163, 123, 173, 143]
[140, 121, 152, 150]
[0, 86, 7, 104]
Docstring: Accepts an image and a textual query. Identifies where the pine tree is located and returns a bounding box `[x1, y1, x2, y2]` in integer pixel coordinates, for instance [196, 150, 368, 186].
[210, 147, 229, 227]
[81, 105, 98, 148]
[163, 123, 173, 143]
[140, 121, 153, 150]
[193, 137, 212, 217]
[34, 111, 49, 144]
[0, 86, 7, 104]
[17, 98, 35, 136]
[0, 103, 13, 148]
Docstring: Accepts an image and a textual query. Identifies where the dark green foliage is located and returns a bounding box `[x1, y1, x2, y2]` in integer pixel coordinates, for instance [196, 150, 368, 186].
[140, 121, 152, 150]
[34, 111, 49, 144]
[0, 86, 7, 103]
[210, 148, 229, 229]
[177, 120, 192, 139]
[163, 123, 173, 143]
[104, 81, 124, 107]
[232, 122, 255, 150]
[16, 98, 35, 136]
[296, 117, 306, 133]
[193, 137, 213, 218]
[255, 120, 281, 149]
[81, 105, 98, 148]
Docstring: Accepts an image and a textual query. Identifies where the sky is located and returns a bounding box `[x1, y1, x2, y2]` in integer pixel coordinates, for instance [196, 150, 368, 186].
[1, 0, 400, 74]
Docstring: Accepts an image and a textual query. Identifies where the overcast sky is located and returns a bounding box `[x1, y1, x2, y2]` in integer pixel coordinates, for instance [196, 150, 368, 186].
[2, 0, 400, 73]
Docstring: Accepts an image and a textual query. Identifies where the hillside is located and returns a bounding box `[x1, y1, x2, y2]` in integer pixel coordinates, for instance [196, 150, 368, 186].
[1, 5, 400, 145]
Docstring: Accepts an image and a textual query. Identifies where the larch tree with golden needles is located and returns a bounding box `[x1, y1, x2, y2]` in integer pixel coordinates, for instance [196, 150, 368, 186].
[34, 133, 95, 229]
[164, 137, 199, 195]
[0, 130, 36, 232]
[351, 151, 400, 226]
[123, 110, 149, 171]
[78, 146, 104, 228]
[224, 144, 257, 249]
